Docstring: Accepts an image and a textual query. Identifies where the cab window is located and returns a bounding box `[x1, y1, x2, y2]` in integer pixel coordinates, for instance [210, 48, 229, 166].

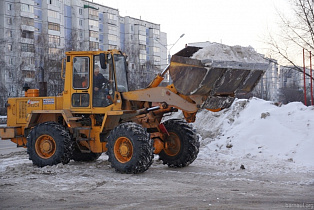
[93, 54, 115, 107]
[114, 54, 128, 92]
[73, 57, 89, 89]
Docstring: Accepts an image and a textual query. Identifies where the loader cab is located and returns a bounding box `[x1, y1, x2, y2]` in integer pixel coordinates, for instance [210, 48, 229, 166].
[68, 51, 128, 110]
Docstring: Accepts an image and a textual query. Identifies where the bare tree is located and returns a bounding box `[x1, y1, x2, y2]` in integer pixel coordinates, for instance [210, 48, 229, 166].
[279, 84, 305, 104]
[0, 38, 7, 114]
[252, 78, 272, 101]
[65, 30, 80, 51]
[124, 43, 141, 91]
[35, 32, 64, 96]
[266, 0, 314, 80]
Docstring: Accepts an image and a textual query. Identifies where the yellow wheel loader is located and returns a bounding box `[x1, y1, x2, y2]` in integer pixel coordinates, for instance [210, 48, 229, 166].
[0, 47, 267, 173]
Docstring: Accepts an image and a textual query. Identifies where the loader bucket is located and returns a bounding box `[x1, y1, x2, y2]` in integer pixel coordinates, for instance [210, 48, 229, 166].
[169, 46, 268, 109]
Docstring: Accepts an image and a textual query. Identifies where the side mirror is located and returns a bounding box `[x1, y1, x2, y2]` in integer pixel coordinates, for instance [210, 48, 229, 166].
[100, 53, 107, 69]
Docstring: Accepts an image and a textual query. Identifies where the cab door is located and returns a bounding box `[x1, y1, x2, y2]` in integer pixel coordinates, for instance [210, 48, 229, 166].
[71, 56, 91, 109]
[92, 54, 116, 108]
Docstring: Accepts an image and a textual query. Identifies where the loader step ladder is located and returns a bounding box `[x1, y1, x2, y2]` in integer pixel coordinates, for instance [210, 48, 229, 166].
[73, 127, 92, 141]
[73, 127, 93, 153]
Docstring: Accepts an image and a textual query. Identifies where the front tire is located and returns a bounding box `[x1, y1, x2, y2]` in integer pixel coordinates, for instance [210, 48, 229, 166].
[27, 122, 73, 167]
[106, 122, 153, 174]
[159, 119, 200, 168]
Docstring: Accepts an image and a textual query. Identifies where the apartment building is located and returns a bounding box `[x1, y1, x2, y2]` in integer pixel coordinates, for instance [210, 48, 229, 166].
[120, 16, 166, 89]
[255, 61, 279, 102]
[0, 0, 167, 111]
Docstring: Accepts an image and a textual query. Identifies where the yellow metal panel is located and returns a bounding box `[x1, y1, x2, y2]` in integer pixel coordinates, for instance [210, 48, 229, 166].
[11, 137, 27, 147]
[17, 99, 28, 124]
[122, 87, 198, 113]
[6, 98, 17, 127]
[55, 96, 63, 110]
[26, 98, 43, 117]
[0, 126, 22, 139]
[42, 97, 57, 110]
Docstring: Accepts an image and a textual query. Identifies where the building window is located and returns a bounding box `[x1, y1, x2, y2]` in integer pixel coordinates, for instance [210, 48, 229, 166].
[8, 44, 12, 51]
[153, 47, 160, 53]
[139, 53, 146, 60]
[79, 19, 83, 26]
[89, 20, 99, 28]
[89, 9, 98, 20]
[48, 10, 60, 19]
[22, 57, 35, 65]
[79, 8, 83, 15]
[108, 13, 116, 21]
[9, 31, 13, 37]
[22, 30, 34, 39]
[153, 28, 160, 36]
[22, 70, 35, 79]
[7, 3, 12, 11]
[109, 45, 117, 49]
[21, 43, 35, 52]
[9, 58, 13, 65]
[48, 0, 59, 6]
[108, 34, 117, 42]
[154, 57, 161, 62]
[108, 24, 117, 32]
[49, 48, 60, 55]
[48, 22, 60, 31]
[89, 31, 98, 38]
[7, 18, 12, 25]
[49, 35, 60, 45]
[139, 44, 146, 51]
[139, 35, 146, 42]
[21, 4, 34, 13]
[21, 17, 34, 26]
[89, 41, 99, 50]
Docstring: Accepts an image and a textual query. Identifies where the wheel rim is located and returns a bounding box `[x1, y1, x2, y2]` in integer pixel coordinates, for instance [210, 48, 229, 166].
[35, 135, 56, 159]
[114, 137, 133, 163]
[164, 132, 181, 156]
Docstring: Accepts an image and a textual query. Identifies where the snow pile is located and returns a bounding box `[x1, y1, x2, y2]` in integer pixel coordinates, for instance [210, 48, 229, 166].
[191, 98, 314, 171]
[190, 42, 268, 63]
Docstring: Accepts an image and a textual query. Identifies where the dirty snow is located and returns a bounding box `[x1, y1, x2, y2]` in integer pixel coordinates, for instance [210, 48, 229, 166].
[191, 42, 268, 63]
[169, 97, 314, 173]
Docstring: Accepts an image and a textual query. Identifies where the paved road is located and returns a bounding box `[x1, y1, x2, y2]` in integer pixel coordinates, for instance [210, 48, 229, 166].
[0, 138, 25, 155]
[0, 152, 313, 209]
[0, 124, 25, 155]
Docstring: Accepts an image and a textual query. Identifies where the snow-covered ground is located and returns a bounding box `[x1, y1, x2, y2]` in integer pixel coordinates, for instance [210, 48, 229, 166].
[168, 97, 314, 174]
[1, 97, 313, 209]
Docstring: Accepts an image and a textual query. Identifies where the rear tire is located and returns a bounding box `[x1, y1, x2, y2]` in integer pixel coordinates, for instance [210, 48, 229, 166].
[159, 119, 200, 168]
[106, 122, 153, 174]
[72, 145, 102, 162]
[27, 122, 73, 167]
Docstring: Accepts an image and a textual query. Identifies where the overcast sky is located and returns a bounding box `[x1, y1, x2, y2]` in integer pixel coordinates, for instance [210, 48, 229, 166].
[92, 0, 291, 56]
